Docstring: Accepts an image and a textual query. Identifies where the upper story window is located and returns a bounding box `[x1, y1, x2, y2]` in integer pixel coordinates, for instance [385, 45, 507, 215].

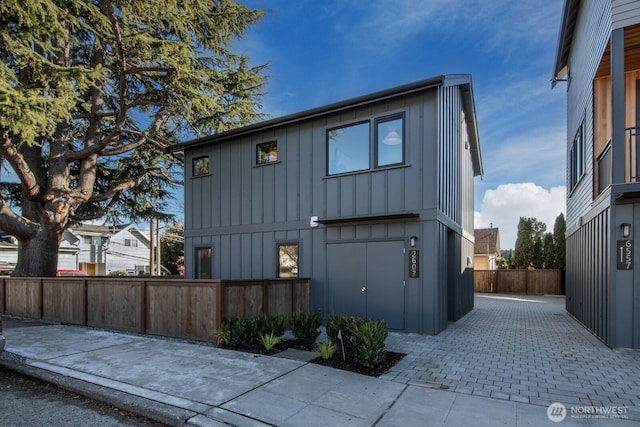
[376, 114, 404, 167]
[257, 141, 278, 164]
[193, 156, 209, 176]
[569, 120, 584, 191]
[327, 113, 405, 176]
[124, 238, 138, 247]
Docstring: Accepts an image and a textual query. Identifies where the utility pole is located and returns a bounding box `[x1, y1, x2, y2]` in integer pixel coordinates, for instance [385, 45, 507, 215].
[149, 217, 155, 275]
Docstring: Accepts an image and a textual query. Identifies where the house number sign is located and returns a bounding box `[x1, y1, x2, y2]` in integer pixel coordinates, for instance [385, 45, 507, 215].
[617, 240, 633, 270]
[409, 249, 420, 278]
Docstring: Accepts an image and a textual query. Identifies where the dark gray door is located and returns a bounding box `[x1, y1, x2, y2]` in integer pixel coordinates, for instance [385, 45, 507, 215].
[327, 241, 405, 329]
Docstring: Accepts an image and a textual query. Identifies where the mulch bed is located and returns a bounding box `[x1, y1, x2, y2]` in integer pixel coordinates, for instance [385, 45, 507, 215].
[219, 339, 406, 377]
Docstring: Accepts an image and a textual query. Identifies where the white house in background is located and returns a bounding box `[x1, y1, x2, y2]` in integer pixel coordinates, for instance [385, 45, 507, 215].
[0, 224, 152, 275]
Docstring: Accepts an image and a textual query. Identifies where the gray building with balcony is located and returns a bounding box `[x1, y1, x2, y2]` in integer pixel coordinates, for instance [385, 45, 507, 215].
[170, 75, 483, 334]
[553, 0, 640, 348]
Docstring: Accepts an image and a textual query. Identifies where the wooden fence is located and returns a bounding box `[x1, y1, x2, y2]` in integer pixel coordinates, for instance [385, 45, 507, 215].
[0, 277, 310, 343]
[474, 269, 562, 295]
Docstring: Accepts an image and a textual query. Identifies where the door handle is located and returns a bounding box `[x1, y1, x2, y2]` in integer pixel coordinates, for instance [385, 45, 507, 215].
[361, 286, 367, 292]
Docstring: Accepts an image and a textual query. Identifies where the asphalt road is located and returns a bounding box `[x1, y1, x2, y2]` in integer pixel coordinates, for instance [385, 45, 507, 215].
[1, 316, 167, 427]
[0, 368, 168, 427]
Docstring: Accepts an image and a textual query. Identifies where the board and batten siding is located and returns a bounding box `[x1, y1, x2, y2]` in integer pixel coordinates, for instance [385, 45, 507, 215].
[566, 0, 612, 231]
[613, 0, 640, 29]
[184, 89, 440, 279]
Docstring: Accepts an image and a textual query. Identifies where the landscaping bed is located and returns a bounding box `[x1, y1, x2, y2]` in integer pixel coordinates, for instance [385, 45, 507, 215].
[216, 313, 406, 377]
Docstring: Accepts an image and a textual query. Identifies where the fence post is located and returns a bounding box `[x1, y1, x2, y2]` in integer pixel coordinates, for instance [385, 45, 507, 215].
[262, 280, 269, 315]
[215, 281, 224, 331]
[140, 280, 147, 334]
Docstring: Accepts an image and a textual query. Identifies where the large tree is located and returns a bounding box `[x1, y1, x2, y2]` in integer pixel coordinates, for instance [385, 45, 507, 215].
[0, 1, 265, 276]
[511, 217, 546, 269]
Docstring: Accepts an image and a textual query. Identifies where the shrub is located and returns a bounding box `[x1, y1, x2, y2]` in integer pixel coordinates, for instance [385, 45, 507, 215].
[255, 314, 284, 337]
[350, 318, 388, 369]
[326, 315, 356, 354]
[259, 333, 282, 350]
[215, 317, 258, 348]
[316, 342, 337, 360]
[289, 311, 323, 346]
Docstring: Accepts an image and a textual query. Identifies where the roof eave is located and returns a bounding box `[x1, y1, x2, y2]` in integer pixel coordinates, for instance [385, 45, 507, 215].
[167, 75, 447, 153]
[552, 0, 581, 88]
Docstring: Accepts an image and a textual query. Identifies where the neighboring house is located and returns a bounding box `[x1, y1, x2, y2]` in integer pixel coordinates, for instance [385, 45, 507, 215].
[170, 75, 483, 334]
[474, 227, 501, 270]
[0, 224, 152, 275]
[553, 0, 640, 348]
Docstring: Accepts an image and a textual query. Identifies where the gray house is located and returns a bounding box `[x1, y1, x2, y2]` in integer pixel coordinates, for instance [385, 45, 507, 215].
[170, 75, 483, 334]
[553, 0, 640, 348]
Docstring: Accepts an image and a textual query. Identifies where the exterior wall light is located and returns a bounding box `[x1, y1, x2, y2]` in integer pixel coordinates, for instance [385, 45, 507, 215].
[621, 223, 632, 238]
[410, 236, 418, 247]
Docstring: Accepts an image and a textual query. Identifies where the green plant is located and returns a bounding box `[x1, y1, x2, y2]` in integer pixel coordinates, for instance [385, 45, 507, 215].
[326, 315, 356, 354]
[215, 317, 258, 348]
[289, 311, 323, 346]
[255, 314, 285, 337]
[350, 318, 388, 369]
[259, 333, 282, 350]
[316, 342, 337, 360]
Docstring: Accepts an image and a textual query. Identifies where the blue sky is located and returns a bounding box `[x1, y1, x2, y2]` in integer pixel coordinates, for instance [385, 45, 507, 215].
[229, 0, 568, 249]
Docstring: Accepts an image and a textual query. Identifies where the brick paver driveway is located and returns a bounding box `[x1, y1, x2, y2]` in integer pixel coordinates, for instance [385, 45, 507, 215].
[383, 294, 640, 421]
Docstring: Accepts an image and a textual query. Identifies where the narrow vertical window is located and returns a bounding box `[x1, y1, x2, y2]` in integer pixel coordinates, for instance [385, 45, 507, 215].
[570, 121, 584, 191]
[278, 244, 299, 278]
[193, 156, 209, 176]
[257, 141, 278, 164]
[376, 114, 404, 167]
[195, 247, 212, 279]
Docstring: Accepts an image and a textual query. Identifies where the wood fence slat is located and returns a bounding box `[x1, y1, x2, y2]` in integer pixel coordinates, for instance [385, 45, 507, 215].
[474, 270, 562, 295]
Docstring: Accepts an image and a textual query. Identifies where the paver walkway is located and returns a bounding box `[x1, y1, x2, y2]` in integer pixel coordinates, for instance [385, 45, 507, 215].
[383, 294, 640, 421]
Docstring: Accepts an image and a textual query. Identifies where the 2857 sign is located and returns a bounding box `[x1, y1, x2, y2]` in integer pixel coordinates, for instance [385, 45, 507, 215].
[617, 240, 633, 270]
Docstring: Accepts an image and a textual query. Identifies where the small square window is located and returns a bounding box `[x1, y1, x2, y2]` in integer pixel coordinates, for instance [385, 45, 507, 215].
[193, 156, 209, 176]
[278, 244, 298, 278]
[257, 141, 278, 164]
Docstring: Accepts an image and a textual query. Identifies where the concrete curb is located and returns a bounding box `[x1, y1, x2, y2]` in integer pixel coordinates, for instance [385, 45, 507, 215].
[0, 352, 197, 426]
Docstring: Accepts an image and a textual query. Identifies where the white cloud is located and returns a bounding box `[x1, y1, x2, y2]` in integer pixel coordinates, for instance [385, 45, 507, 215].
[475, 183, 566, 250]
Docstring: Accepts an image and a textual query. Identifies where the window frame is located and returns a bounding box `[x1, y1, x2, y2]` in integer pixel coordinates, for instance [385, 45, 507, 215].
[375, 113, 405, 168]
[276, 242, 299, 278]
[195, 246, 213, 279]
[256, 140, 279, 165]
[192, 156, 210, 177]
[326, 113, 406, 176]
[569, 119, 585, 192]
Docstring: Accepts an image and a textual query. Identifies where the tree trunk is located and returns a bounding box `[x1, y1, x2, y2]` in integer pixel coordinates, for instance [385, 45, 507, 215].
[12, 225, 62, 277]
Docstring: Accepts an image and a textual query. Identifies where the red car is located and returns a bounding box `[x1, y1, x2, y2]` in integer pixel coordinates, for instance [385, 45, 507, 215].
[56, 269, 88, 277]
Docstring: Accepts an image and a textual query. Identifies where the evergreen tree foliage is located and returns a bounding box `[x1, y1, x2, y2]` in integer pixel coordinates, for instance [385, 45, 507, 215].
[543, 232, 555, 268]
[552, 213, 566, 271]
[160, 223, 184, 275]
[532, 236, 544, 269]
[512, 217, 546, 269]
[0, 0, 266, 276]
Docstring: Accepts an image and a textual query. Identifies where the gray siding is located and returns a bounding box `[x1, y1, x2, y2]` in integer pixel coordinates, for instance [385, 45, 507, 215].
[613, 0, 640, 29]
[566, 206, 610, 345]
[566, 0, 611, 229]
[182, 77, 479, 334]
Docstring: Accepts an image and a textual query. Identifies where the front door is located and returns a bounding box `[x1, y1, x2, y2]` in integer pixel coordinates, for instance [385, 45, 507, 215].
[327, 241, 405, 329]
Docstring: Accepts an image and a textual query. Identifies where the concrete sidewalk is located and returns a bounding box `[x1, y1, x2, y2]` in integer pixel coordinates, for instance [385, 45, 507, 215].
[1, 297, 639, 426]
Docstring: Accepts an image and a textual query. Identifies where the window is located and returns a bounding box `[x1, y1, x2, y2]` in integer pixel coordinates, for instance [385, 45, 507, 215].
[195, 247, 212, 279]
[376, 115, 404, 167]
[278, 244, 299, 278]
[327, 113, 405, 175]
[124, 238, 138, 247]
[193, 156, 209, 176]
[257, 141, 278, 164]
[570, 121, 584, 191]
[327, 121, 370, 175]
